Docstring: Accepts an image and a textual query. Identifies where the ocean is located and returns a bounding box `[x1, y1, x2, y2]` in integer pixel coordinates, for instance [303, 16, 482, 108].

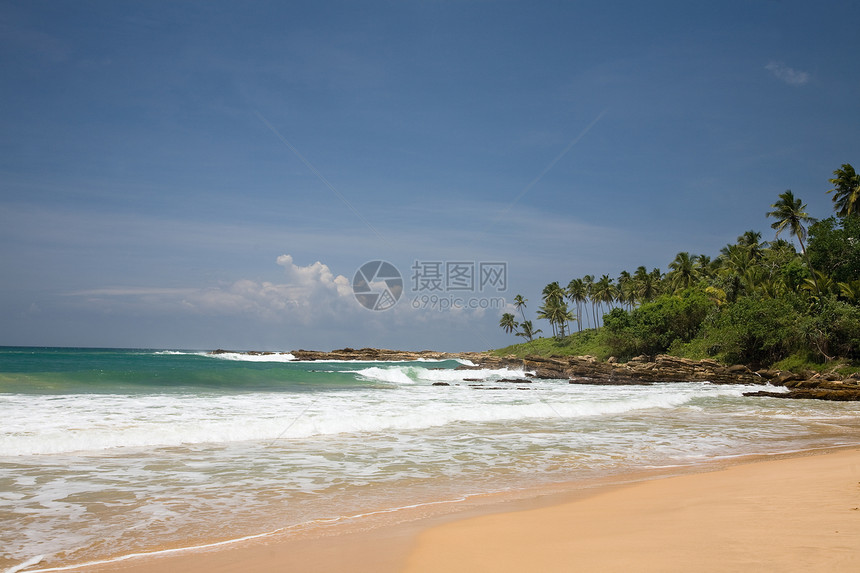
[2, 347, 859, 572]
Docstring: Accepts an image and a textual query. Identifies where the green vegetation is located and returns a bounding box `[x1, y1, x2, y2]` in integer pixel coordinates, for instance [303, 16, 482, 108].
[497, 163, 860, 372]
[492, 329, 610, 359]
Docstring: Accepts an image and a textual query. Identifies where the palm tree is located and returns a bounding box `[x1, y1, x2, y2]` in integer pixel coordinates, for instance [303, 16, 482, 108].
[650, 268, 664, 294]
[828, 163, 860, 218]
[667, 252, 697, 292]
[499, 313, 518, 335]
[513, 294, 528, 323]
[767, 190, 816, 258]
[633, 266, 658, 304]
[694, 255, 714, 282]
[549, 298, 575, 337]
[582, 274, 596, 329]
[538, 292, 573, 338]
[539, 282, 566, 337]
[838, 280, 860, 303]
[557, 303, 575, 337]
[566, 278, 587, 331]
[617, 270, 633, 310]
[591, 275, 615, 325]
[802, 271, 833, 298]
[536, 304, 555, 337]
[543, 282, 565, 303]
[737, 230, 765, 260]
[767, 190, 818, 292]
[756, 274, 785, 299]
[516, 320, 542, 341]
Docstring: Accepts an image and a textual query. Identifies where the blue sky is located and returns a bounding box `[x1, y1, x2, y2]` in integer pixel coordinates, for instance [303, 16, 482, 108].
[2, 0, 859, 351]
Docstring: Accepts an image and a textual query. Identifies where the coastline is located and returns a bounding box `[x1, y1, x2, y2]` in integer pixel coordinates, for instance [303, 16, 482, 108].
[7, 348, 860, 573]
[222, 348, 860, 400]
[34, 445, 860, 573]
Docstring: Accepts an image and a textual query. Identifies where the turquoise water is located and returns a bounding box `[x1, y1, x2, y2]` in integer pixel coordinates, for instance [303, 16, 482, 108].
[2, 347, 859, 572]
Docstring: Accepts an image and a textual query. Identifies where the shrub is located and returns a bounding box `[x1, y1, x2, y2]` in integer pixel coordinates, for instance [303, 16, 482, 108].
[799, 296, 860, 361]
[699, 296, 803, 367]
[604, 288, 714, 359]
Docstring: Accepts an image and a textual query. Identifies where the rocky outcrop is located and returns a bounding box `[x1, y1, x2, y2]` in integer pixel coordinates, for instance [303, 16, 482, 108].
[744, 388, 860, 400]
[521, 354, 764, 385]
[211, 347, 859, 401]
[743, 377, 860, 401]
[286, 348, 524, 368]
[290, 348, 459, 361]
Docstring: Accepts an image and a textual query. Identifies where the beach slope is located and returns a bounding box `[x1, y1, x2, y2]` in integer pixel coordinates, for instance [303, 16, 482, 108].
[403, 449, 860, 573]
[83, 449, 860, 573]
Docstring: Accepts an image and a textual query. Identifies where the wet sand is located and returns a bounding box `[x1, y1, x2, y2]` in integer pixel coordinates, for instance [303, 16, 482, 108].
[64, 448, 860, 573]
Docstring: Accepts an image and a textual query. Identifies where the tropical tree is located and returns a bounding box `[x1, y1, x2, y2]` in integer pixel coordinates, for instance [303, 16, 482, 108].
[633, 266, 659, 304]
[617, 270, 634, 310]
[694, 255, 715, 282]
[838, 280, 860, 304]
[592, 275, 616, 324]
[566, 278, 587, 331]
[550, 299, 575, 337]
[582, 274, 596, 328]
[513, 294, 528, 323]
[542, 282, 565, 304]
[667, 252, 698, 292]
[538, 286, 574, 338]
[718, 243, 753, 301]
[767, 190, 818, 292]
[767, 190, 817, 258]
[737, 230, 765, 260]
[803, 270, 834, 299]
[499, 313, 518, 335]
[516, 320, 542, 341]
[828, 163, 860, 218]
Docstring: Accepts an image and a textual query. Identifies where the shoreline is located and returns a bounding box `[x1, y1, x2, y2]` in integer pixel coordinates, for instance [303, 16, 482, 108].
[215, 347, 860, 400]
[27, 444, 860, 573]
[7, 348, 860, 572]
[404, 445, 860, 572]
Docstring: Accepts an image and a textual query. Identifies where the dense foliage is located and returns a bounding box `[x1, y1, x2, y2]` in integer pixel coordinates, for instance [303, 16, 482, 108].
[500, 164, 860, 370]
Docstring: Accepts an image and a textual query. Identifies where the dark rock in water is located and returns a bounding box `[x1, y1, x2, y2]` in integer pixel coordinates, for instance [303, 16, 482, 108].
[745, 379, 860, 401]
[432, 382, 450, 386]
[290, 348, 459, 361]
[569, 377, 653, 386]
[463, 378, 482, 382]
[787, 379, 858, 390]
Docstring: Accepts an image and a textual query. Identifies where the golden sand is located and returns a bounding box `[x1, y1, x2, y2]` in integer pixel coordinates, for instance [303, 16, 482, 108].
[81, 448, 860, 573]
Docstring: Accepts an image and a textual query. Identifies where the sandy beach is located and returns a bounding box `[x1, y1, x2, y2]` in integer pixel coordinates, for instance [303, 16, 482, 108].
[72, 447, 860, 573]
[404, 448, 860, 573]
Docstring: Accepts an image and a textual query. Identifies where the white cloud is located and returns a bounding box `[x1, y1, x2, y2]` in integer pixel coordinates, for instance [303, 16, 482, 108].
[179, 256, 357, 322]
[275, 254, 353, 299]
[66, 255, 356, 323]
[765, 62, 810, 86]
